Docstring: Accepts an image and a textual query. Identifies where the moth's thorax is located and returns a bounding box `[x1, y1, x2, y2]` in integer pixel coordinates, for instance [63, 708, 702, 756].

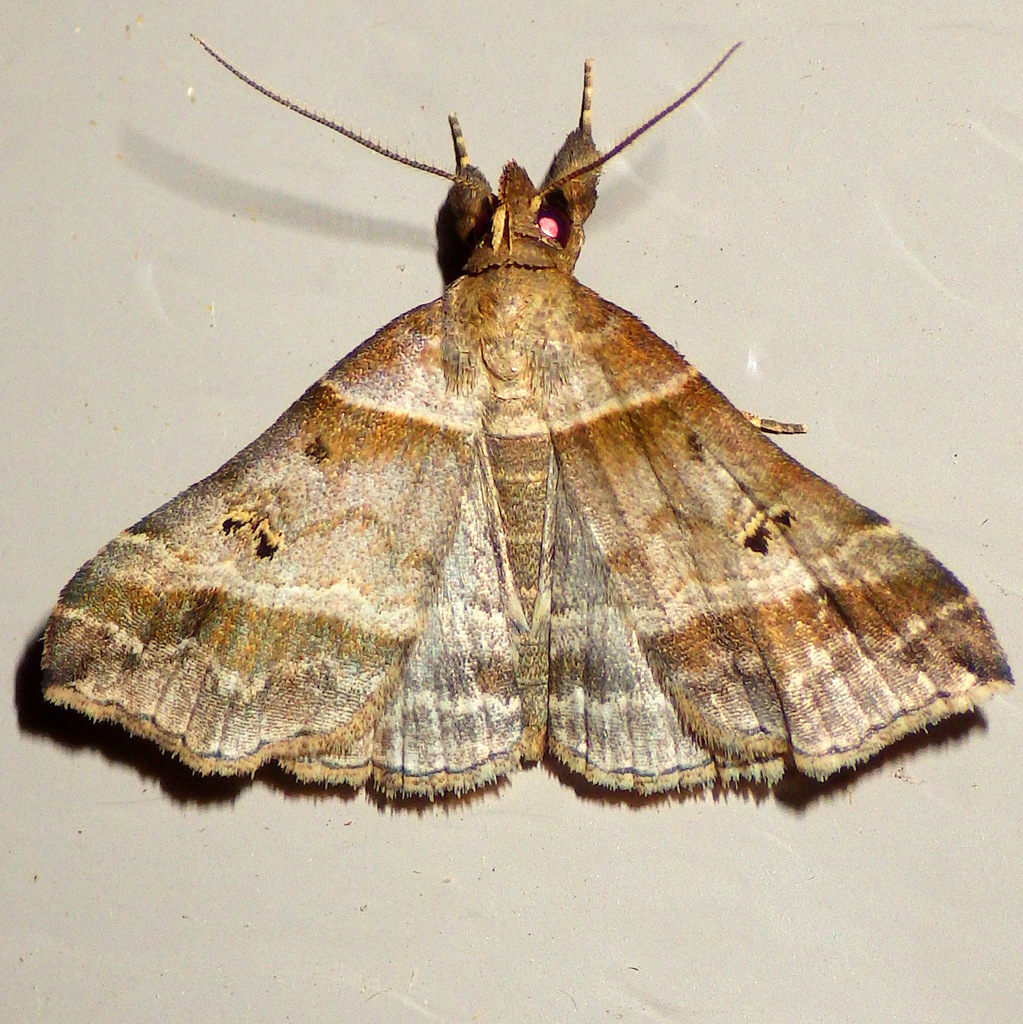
[442, 265, 585, 432]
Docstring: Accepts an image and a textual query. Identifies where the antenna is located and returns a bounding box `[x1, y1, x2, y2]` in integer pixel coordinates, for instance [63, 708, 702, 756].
[191, 35, 456, 182]
[545, 42, 742, 195]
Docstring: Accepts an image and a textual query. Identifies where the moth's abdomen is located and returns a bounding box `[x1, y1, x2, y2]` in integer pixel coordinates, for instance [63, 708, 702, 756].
[485, 433, 551, 617]
[485, 430, 553, 759]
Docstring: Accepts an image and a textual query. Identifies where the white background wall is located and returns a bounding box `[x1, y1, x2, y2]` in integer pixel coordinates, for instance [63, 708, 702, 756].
[3, 3, 1020, 1021]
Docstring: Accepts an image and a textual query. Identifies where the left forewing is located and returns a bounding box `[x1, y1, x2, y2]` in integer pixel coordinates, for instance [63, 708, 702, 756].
[545, 287, 1011, 788]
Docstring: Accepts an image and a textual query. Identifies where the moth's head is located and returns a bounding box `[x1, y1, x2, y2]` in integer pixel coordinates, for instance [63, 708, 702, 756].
[191, 37, 742, 289]
[436, 62, 601, 284]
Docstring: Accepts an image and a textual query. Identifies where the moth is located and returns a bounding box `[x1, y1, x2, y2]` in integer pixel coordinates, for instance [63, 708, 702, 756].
[42, 41, 1012, 798]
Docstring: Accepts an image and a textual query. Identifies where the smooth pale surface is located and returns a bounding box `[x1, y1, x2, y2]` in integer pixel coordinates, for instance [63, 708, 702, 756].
[3, 3, 1021, 1022]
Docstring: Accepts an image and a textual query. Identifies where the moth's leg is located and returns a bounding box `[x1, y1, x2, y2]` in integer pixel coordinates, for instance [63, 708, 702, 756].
[741, 411, 807, 435]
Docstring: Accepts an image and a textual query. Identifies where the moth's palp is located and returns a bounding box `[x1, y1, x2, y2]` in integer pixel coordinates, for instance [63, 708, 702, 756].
[448, 114, 471, 174]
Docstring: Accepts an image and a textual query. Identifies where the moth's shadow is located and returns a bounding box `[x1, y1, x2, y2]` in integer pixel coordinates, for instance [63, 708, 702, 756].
[118, 121, 669, 291]
[771, 711, 986, 811]
[18, 624, 990, 812]
[16, 626, 255, 805]
[119, 124, 438, 255]
[544, 709, 987, 812]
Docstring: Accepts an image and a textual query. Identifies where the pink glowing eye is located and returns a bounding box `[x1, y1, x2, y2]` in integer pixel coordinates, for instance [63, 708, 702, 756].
[537, 204, 570, 247]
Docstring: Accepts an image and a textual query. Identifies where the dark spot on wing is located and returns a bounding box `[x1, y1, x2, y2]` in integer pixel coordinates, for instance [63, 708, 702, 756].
[304, 435, 329, 463]
[744, 523, 770, 555]
[221, 510, 281, 560]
